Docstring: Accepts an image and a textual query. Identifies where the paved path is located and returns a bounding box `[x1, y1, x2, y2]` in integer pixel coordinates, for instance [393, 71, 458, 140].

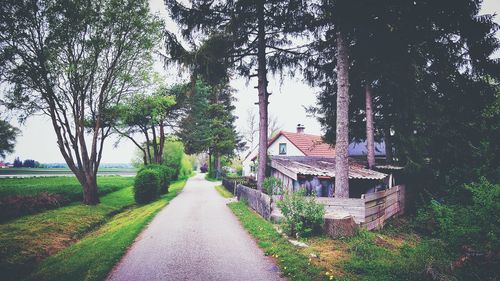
[107, 173, 283, 281]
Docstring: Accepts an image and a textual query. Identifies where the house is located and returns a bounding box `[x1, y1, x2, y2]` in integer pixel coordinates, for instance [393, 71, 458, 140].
[242, 124, 336, 177]
[241, 145, 258, 178]
[244, 124, 399, 198]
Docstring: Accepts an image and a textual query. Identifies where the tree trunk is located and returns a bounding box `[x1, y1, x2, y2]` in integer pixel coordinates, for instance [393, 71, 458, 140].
[365, 84, 375, 169]
[334, 30, 350, 198]
[159, 121, 165, 163]
[384, 124, 393, 164]
[81, 173, 99, 205]
[216, 152, 221, 178]
[151, 125, 160, 164]
[256, 0, 269, 191]
[208, 151, 212, 177]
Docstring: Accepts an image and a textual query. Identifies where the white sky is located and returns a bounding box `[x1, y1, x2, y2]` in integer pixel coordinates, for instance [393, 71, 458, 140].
[3, 0, 499, 163]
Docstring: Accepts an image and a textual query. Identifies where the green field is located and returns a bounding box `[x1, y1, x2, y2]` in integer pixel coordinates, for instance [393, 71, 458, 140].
[0, 178, 187, 281]
[0, 168, 136, 176]
[0, 176, 134, 199]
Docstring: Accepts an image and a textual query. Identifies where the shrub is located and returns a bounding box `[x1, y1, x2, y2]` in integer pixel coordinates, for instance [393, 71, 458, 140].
[277, 190, 325, 238]
[263, 177, 284, 195]
[141, 164, 174, 194]
[414, 178, 499, 280]
[133, 169, 160, 204]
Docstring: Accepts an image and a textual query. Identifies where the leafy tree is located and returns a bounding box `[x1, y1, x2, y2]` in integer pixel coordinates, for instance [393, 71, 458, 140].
[165, 0, 313, 189]
[0, 120, 19, 159]
[114, 85, 180, 165]
[0, 0, 162, 204]
[178, 80, 242, 178]
[12, 157, 22, 168]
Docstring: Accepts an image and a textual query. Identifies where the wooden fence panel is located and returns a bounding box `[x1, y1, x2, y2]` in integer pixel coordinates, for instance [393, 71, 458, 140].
[362, 185, 405, 230]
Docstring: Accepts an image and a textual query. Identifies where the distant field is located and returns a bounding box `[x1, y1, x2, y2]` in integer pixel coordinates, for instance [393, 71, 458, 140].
[0, 176, 135, 199]
[0, 168, 136, 177]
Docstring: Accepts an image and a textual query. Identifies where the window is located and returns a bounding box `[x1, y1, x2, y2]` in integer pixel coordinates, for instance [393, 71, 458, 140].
[279, 143, 287, 155]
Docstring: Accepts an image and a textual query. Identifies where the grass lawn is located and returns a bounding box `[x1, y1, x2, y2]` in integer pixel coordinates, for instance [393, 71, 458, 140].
[215, 185, 233, 198]
[230, 200, 455, 281]
[0, 168, 136, 176]
[301, 220, 453, 281]
[0, 179, 186, 281]
[228, 201, 325, 281]
[25, 179, 187, 281]
[0, 176, 134, 200]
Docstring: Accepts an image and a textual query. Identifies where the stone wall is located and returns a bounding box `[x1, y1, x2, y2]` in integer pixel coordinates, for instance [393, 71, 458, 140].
[236, 184, 272, 219]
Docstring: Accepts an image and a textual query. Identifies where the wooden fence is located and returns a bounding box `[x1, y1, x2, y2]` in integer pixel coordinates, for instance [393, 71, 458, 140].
[235, 183, 406, 232]
[300, 185, 406, 230]
[361, 185, 405, 230]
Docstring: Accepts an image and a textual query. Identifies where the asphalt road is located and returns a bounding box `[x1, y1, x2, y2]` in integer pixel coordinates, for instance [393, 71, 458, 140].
[107, 173, 283, 281]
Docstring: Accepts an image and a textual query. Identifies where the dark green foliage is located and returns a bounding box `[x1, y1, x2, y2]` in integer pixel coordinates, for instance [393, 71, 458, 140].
[307, 0, 499, 201]
[414, 178, 499, 280]
[277, 190, 325, 238]
[140, 165, 174, 194]
[133, 170, 161, 204]
[0, 120, 19, 158]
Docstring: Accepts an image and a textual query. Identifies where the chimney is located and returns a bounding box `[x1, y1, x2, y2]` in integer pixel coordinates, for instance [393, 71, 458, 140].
[296, 124, 305, 134]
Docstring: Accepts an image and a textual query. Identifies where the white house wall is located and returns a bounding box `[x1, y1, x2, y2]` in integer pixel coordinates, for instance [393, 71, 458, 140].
[268, 135, 305, 157]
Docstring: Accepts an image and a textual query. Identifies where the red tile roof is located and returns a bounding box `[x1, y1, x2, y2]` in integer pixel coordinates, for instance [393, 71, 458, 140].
[270, 131, 336, 157]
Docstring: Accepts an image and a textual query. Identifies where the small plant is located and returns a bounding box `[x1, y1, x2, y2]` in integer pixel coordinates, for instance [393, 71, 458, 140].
[134, 169, 160, 204]
[263, 177, 284, 195]
[277, 190, 325, 238]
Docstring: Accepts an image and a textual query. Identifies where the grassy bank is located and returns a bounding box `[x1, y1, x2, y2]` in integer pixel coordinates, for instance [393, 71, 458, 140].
[230, 200, 457, 281]
[0, 179, 186, 281]
[228, 201, 325, 280]
[0, 176, 134, 199]
[26, 180, 187, 281]
[215, 185, 233, 198]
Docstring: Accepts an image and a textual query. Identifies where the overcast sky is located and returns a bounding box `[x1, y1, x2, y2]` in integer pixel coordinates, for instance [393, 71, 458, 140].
[3, 0, 499, 163]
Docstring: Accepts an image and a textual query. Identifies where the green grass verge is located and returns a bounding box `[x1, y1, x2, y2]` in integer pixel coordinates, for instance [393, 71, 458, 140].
[215, 185, 233, 198]
[0, 186, 137, 281]
[0, 176, 134, 200]
[25, 179, 187, 281]
[228, 201, 325, 281]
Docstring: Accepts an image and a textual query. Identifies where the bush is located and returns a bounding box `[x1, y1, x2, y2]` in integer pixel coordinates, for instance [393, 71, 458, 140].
[134, 169, 160, 204]
[277, 190, 325, 238]
[414, 178, 499, 280]
[263, 177, 284, 195]
[141, 164, 174, 194]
